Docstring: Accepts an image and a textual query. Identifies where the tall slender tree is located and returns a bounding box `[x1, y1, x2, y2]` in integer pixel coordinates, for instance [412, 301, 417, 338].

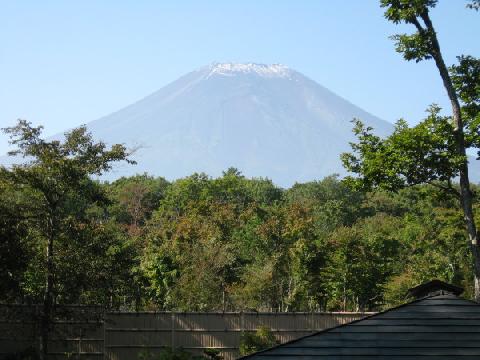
[343, 1, 480, 299]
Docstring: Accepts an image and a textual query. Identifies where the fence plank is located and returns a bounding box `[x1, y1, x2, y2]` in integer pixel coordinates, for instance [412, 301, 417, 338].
[104, 312, 371, 360]
[1, 305, 371, 360]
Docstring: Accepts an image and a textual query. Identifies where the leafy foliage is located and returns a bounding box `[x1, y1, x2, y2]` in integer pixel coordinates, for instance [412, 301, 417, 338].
[341, 105, 464, 193]
[450, 55, 480, 158]
[345, 0, 480, 300]
[1, 119, 478, 313]
[239, 326, 279, 356]
[1, 120, 134, 358]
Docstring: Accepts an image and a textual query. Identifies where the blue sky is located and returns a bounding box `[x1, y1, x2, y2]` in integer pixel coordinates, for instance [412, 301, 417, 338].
[1, 1, 478, 154]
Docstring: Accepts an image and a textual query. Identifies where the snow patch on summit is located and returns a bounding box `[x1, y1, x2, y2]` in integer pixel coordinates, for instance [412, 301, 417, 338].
[205, 63, 293, 79]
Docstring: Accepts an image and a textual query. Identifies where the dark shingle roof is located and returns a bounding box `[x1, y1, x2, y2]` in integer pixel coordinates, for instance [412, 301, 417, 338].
[241, 293, 480, 359]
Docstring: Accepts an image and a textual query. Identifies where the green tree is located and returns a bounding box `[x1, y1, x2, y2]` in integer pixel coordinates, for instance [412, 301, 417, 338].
[141, 170, 284, 311]
[106, 174, 170, 235]
[0, 178, 30, 301]
[343, 0, 480, 299]
[383, 187, 472, 305]
[239, 326, 278, 356]
[324, 214, 401, 311]
[1, 120, 133, 359]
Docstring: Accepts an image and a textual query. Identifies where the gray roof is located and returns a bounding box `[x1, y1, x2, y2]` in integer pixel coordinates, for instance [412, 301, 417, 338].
[241, 293, 480, 359]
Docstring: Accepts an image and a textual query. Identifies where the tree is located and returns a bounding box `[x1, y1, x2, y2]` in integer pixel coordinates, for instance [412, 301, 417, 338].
[0, 178, 30, 301]
[343, 0, 480, 299]
[106, 174, 170, 235]
[467, 0, 480, 11]
[1, 120, 133, 359]
[324, 214, 401, 311]
[239, 326, 278, 356]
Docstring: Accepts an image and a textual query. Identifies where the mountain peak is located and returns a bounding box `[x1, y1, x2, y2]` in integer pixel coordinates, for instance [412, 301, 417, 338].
[2, 64, 397, 186]
[205, 62, 293, 79]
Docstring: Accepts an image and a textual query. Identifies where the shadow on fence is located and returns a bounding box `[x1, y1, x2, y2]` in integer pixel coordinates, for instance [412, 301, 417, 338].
[0, 305, 372, 360]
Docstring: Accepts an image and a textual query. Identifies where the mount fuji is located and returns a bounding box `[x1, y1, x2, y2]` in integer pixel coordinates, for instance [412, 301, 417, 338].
[5, 63, 396, 186]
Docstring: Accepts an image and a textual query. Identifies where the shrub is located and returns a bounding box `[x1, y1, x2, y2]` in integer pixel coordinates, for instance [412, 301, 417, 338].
[239, 326, 279, 356]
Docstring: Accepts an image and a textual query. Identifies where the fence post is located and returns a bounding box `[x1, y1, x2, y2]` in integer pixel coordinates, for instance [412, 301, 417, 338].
[311, 311, 314, 332]
[239, 311, 245, 356]
[35, 305, 41, 357]
[78, 327, 82, 360]
[171, 312, 176, 349]
[103, 311, 106, 360]
[240, 311, 244, 334]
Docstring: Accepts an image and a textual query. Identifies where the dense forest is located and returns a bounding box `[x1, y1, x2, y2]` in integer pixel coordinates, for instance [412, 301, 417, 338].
[1, 122, 477, 312]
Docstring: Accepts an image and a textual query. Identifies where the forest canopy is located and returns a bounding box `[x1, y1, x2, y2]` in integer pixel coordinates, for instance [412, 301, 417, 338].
[1, 133, 477, 312]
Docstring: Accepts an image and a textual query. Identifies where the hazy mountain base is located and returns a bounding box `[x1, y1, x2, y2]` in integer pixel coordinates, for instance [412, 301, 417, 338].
[0, 63, 395, 186]
[2, 63, 479, 183]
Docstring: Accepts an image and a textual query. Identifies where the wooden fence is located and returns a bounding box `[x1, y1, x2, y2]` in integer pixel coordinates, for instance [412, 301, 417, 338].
[0, 305, 104, 360]
[1, 306, 371, 360]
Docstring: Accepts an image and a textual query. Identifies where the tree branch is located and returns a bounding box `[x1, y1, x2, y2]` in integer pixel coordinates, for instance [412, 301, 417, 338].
[410, 16, 426, 34]
[427, 180, 460, 198]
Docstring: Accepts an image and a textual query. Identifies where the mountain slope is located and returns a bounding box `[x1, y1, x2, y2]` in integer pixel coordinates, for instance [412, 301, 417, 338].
[3, 63, 479, 185]
[77, 63, 393, 186]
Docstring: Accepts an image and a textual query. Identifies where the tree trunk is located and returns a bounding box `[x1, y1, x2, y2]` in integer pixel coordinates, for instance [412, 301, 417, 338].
[421, 11, 480, 300]
[472, 246, 480, 300]
[40, 221, 55, 360]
